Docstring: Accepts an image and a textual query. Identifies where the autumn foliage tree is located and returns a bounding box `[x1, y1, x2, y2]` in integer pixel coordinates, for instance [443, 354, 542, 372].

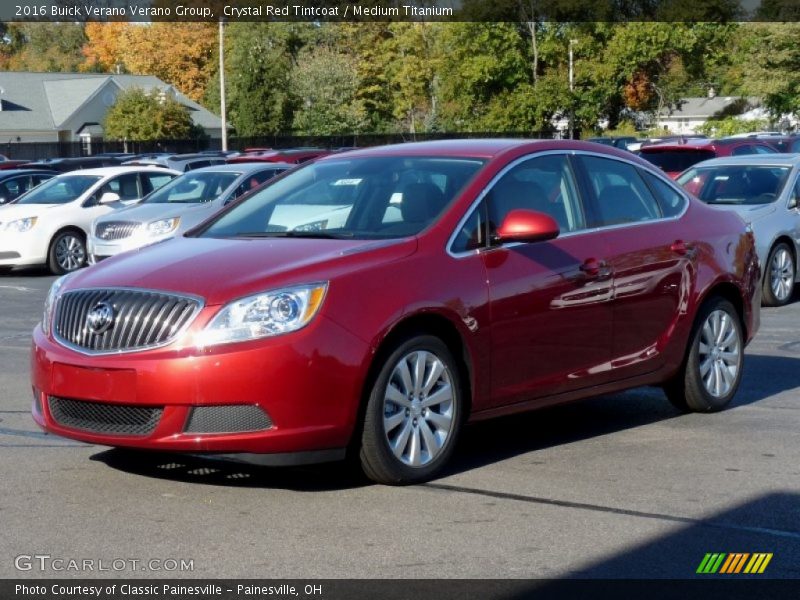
[103, 88, 198, 141]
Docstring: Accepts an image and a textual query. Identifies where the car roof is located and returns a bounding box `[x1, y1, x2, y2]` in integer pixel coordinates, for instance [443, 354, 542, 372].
[58, 166, 181, 177]
[0, 168, 57, 177]
[187, 162, 294, 174]
[686, 153, 800, 168]
[319, 138, 649, 161]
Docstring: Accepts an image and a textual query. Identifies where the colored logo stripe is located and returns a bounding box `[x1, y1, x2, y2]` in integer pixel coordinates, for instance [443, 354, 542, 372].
[697, 553, 726, 574]
[744, 553, 773, 574]
[697, 553, 772, 574]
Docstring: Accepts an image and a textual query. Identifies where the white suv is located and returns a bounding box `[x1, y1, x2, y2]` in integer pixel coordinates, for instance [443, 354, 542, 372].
[0, 166, 178, 274]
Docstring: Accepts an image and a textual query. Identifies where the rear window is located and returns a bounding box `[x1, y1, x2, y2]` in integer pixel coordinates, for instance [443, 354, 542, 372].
[143, 172, 239, 204]
[676, 165, 791, 205]
[640, 150, 715, 174]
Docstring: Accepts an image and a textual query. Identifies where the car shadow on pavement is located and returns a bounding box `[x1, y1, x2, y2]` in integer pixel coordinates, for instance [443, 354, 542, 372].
[90, 448, 370, 491]
[90, 353, 800, 489]
[0, 266, 53, 277]
[444, 352, 800, 480]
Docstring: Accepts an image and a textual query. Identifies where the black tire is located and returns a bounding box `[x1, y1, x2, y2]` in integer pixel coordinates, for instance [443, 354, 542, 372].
[664, 297, 744, 412]
[762, 242, 795, 307]
[47, 230, 87, 275]
[360, 334, 464, 485]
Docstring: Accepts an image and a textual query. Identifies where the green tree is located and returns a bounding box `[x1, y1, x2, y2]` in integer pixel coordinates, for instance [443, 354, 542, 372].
[205, 23, 311, 136]
[104, 88, 198, 141]
[290, 45, 369, 135]
[738, 24, 800, 118]
[433, 22, 530, 131]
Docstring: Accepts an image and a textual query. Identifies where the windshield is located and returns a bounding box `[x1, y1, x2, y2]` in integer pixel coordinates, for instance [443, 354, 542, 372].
[677, 165, 791, 205]
[14, 175, 101, 205]
[143, 171, 240, 204]
[198, 156, 486, 240]
[640, 150, 715, 173]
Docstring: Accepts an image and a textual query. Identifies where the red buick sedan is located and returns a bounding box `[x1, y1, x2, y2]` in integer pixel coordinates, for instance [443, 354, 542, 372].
[31, 140, 761, 484]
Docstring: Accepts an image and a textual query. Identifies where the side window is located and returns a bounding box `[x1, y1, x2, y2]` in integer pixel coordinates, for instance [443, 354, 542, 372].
[102, 174, 141, 201]
[643, 171, 687, 218]
[486, 153, 585, 235]
[732, 144, 754, 156]
[0, 181, 15, 203]
[791, 177, 800, 209]
[451, 200, 488, 253]
[0, 178, 21, 199]
[579, 156, 662, 226]
[141, 173, 175, 195]
[31, 174, 52, 186]
[753, 144, 776, 154]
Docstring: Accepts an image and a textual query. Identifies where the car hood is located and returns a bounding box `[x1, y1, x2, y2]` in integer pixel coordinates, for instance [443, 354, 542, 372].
[97, 202, 217, 226]
[65, 235, 418, 305]
[710, 203, 776, 224]
[0, 203, 66, 221]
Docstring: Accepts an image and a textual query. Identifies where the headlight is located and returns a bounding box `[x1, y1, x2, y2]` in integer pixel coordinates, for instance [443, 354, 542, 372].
[4, 217, 37, 233]
[42, 273, 71, 336]
[147, 217, 180, 237]
[196, 283, 328, 347]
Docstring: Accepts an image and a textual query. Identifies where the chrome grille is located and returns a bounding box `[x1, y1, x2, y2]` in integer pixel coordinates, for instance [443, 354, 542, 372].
[95, 221, 141, 241]
[49, 396, 162, 436]
[54, 288, 201, 354]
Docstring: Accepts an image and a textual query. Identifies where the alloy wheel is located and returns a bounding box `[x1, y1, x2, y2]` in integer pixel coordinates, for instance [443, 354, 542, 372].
[770, 247, 794, 303]
[698, 309, 741, 398]
[55, 234, 86, 272]
[382, 350, 455, 468]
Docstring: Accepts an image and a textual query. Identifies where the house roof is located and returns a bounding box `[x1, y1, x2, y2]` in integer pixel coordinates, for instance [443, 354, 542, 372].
[659, 96, 759, 120]
[0, 71, 222, 133]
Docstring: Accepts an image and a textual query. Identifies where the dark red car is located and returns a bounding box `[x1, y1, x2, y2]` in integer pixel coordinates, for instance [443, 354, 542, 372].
[31, 140, 760, 484]
[228, 148, 331, 165]
[639, 138, 778, 178]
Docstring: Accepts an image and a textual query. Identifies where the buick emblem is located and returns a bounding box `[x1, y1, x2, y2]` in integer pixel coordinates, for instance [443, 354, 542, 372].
[86, 302, 115, 335]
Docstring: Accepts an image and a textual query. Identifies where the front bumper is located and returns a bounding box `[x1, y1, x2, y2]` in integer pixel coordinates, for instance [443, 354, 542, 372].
[30, 314, 370, 457]
[87, 236, 143, 264]
[0, 231, 47, 266]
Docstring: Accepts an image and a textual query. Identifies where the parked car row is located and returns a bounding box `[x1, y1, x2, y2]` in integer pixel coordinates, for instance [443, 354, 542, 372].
[28, 139, 763, 485]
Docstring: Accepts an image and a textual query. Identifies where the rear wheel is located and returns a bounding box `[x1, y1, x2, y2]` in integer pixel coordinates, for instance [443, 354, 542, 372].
[360, 335, 463, 485]
[762, 242, 795, 307]
[48, 230, 86, 275]
[664, 297, 744, 412]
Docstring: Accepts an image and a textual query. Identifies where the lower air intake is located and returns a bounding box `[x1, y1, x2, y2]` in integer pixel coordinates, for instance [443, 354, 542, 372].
[49, 396, 162, 436]
[184, 405, 272, 434]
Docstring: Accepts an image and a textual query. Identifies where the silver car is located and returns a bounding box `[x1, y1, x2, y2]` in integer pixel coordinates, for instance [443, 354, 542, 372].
[677, 154, 800, 306]
[88, 162, 291, 263]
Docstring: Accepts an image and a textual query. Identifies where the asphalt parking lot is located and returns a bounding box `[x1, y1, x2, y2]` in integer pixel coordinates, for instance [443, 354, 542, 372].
[1, 268, 798, 580]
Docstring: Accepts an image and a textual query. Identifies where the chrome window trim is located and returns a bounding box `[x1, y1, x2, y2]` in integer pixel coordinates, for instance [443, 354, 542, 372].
[52, 286, 205, 356]
[446, 149, 691, 259]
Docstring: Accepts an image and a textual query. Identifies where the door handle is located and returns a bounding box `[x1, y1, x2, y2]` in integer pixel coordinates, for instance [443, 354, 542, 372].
[671, 239, 696, 257]
[580, 258, 612, 281]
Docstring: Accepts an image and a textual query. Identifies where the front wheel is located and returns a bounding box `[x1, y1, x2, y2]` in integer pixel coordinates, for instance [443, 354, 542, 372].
[48, 230, 87, 275]
[360, 335, 463, 485]
[664, 297, 744, 412]
[762, 243, 795, 307]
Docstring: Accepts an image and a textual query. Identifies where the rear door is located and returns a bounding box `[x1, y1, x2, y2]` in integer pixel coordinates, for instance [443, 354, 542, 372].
[575, 155, 694, 380]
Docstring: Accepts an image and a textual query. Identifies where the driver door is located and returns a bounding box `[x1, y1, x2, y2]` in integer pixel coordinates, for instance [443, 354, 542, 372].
[480, 153, 614, 407]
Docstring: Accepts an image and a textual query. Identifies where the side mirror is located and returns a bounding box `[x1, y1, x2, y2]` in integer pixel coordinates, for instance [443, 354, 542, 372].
[0, 197, 7, 205]
[789, 195, 799, 210]
[99, 192, 121, 204]
[495, 209, 560, 244]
